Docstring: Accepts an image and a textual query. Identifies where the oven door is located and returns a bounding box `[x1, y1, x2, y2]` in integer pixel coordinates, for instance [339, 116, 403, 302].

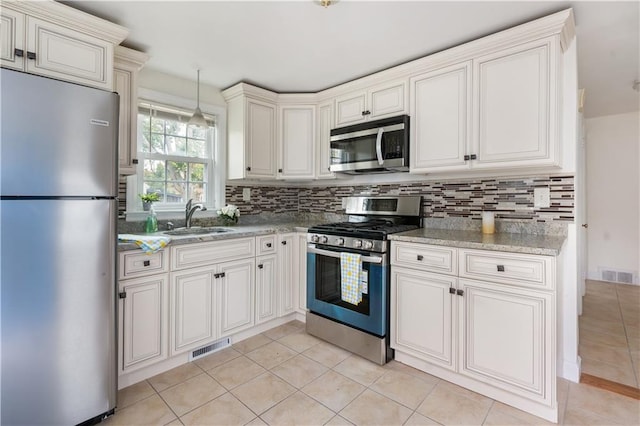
[306, 244, 388, 337]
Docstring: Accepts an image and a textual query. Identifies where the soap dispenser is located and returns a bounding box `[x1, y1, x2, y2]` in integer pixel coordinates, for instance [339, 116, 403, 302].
[144, 204, 158, 233]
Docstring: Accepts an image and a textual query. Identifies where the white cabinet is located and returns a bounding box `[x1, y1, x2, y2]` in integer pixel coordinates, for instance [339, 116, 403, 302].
[472, 38, 559, 169]
[218, 258, 255, 337]
[295, 232, 308, 314]
[315, 101, 335, 179]
[224, 84, 278, 180]
[278, 104, 316, 179]
[1, 2, 127, 90]
[118, 273, 169, 374]
[335, 79, 408, 127]
[391, 268, 456, 370]
[410, 62, 472, 173]
[170, 267, 217, 356]
[114, 46, 149, 175]
[256, 254, 278, 324]
[278, 233, 296, 316]
[390, 241, 558, 422]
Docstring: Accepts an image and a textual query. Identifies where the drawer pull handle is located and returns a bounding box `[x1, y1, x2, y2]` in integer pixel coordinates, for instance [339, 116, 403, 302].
[497, 265, 505, 272]
[119, 291, 127, 299]
[14, 48, 24, 57]
[143, 260, 151, 267]
[266, 243, 272, 248]
[449, 288, 456, 295]
[416, 255, 424, 261]
[456, 289, 464, 296]
[258, 264, 264, 269]
[26, 51, 36, 60]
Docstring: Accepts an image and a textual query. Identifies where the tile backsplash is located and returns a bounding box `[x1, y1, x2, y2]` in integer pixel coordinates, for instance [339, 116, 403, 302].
[226, 174, 574, 223]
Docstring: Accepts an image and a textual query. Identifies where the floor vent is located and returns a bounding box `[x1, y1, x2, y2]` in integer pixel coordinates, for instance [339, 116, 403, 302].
[189, 338, 231, 361]
[600, 268, 636, 284]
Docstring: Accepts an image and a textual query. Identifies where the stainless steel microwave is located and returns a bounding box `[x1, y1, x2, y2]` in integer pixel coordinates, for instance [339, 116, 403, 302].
[329, 115, 409, 174]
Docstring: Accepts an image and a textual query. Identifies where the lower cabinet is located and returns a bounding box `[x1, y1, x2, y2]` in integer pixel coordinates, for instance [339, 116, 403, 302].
[118, 273, 169, 374]
[256, 254, 278, 324]
[295, 232, 308, 314]
[219, 258, 256, 337]
[390, 241, 557, 422]
[278, 233, 296, 317]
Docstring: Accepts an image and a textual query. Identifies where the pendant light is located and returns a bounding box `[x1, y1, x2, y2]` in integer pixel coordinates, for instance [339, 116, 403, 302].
[188, 69, 208, 127]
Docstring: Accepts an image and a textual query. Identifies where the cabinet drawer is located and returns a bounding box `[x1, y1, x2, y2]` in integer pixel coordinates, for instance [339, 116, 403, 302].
[391, 241, 457, 276]
[171, 237, 255, 271]
[119, 250, 168, 279]
[459, 249, 555, 290]
[257, 234, 277, 255]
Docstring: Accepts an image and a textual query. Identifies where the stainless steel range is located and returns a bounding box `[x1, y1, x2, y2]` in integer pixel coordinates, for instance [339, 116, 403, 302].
[306, 196, 422, 364]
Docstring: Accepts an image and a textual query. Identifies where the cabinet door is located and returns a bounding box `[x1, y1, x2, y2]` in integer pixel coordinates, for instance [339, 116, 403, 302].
[278, 233, 296, 316]
[246, 98, 277, 179]
[315, 101, 335, 179]
[472, 38, 558, 169]
[391, 268, 457, 370]
[114, 67, 135, 174]
[278, 104, 315, 179]
[368, 80, 407, 120]
[0, 8, 25, 71]
[119, 274, 168, 373]
[458, 278, 554, 404]
[256, 255, 278, 324]
[218, 258, 255, 337]
[25, 16, 113, 90]
[410, 62, 471, 172]
[295, 232, 308, 314]
[335, 91, 367, 127]
[170, 268, 216, 355]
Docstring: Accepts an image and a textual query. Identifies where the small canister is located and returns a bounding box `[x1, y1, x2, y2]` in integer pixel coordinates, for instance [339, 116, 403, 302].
[482, 211, 495, 234]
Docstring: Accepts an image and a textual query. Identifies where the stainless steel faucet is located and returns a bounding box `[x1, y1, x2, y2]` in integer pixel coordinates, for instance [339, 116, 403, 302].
[185, 199, 207, 228]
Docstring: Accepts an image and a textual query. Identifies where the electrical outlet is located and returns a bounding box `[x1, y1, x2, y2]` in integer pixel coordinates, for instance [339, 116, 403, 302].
[242, 188, 251, 202]
[533, 187, 550, 208]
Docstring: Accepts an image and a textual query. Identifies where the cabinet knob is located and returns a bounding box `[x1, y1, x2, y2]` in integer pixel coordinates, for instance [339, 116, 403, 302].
[220, 272, 226, 278]
[14, 48, 24, 58]
[416, 255, 424, 261]
[278, 168, 283, 173]
[497, 265, 505, 272]
[258, 264, 264, 269]
[456, 289, 464, 296]
[281, 240, 287, 245]
[119, 291, 127, 299]
[449, 288, 456, 295]
[246, 166, 251, 171]
[26, 51, 36, 60]
[143, 260, 151, 267]
[470, 154, 477, 160]
[582, 224, 589, 228]
[361, 110, 371, 116]
[266, 243, 272, 248]
[132, 159, 139, 165]
[464, 155, 470, 161]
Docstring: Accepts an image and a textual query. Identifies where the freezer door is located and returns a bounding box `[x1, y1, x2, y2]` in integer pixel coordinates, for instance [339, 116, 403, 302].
[0, 69, 118, 197]
[0, 199, 117, 425]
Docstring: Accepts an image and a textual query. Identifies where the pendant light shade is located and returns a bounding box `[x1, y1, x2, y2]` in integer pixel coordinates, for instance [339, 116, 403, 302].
[189, 69, 208, 127]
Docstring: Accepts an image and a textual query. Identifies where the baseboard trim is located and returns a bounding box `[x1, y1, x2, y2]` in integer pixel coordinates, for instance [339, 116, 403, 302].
[580, 373, 640, 400]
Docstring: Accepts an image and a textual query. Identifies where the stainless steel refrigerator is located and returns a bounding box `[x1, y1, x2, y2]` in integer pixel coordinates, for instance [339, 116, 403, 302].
[1, 69, 118, 425]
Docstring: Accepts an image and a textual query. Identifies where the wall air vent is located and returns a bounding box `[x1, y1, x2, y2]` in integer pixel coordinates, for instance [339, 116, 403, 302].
[599, 268, 637, 285]
[189, 338, 231, 361]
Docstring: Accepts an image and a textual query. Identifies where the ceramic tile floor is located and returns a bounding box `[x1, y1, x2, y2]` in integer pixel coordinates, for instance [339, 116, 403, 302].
[579, 280, 640, 388]
[108, 320, 640, 425]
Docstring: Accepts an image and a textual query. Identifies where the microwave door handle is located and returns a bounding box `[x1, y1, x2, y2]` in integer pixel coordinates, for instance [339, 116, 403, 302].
[307, 246, 383, 264]
[375, 127, 384, 166]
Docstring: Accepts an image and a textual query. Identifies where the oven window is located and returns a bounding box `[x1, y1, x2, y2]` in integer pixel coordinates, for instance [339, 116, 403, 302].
[315, 253, 370, 315]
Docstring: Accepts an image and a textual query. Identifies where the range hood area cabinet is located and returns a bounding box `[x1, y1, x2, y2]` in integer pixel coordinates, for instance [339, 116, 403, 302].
[410, 36, 563, 173]
[0, 0, 128, 90]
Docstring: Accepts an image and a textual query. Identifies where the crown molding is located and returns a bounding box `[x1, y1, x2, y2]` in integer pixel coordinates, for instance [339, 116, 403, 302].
[115, 45, 150, 71]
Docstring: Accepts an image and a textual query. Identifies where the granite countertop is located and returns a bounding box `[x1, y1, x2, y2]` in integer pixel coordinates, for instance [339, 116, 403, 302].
[388, 228, 567, 256]
[118, 220, 322, 252]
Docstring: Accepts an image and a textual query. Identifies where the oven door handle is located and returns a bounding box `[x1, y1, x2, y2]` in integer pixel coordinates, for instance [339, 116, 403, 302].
[375, 127, 384, 166]
[307, 246, 383, 264]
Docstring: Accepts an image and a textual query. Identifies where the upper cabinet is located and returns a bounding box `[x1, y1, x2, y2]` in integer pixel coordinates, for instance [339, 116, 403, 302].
[114, 46, 149, 175]
[223, 84, 278, 180]
[277, 102, 316, 180]
[316, 100, 335, 180]
[0, 0, 128, 90]
[334, 79, 408, 127]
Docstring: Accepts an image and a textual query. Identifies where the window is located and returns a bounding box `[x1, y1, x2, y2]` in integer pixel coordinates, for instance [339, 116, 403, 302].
[136, 102, 217, 210]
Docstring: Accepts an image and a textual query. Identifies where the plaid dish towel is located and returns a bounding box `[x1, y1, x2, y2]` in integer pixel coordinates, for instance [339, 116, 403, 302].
[340, 252, 362, 305]
[118, 234, 171, 254]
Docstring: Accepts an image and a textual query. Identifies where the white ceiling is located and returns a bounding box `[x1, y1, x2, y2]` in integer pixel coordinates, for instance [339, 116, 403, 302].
[62, 1, 639, 118]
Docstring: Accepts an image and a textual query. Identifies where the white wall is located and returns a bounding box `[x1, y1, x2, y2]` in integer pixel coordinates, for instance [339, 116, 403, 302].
[138, 68, 226, 107]
[585, 111, 640, 283]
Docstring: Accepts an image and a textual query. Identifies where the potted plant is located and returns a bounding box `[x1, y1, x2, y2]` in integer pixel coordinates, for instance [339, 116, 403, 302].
[216, 204, 240, 226]
[139, 192, 161, 211]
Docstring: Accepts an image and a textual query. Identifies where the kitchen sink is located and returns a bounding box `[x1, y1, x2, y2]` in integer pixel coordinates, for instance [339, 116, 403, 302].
[163, 227, 231, 236]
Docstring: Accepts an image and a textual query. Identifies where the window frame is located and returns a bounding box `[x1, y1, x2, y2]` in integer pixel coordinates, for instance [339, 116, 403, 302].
[125, 88, 226, 221]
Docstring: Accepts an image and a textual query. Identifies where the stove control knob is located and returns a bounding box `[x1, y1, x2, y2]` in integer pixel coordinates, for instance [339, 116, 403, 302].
[320, 236, 329, 244]
[310, 234, 319, 243]
[336, 238, 345, 246]
[362, 240, 374, 250]
[353, 239, 363, 248]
